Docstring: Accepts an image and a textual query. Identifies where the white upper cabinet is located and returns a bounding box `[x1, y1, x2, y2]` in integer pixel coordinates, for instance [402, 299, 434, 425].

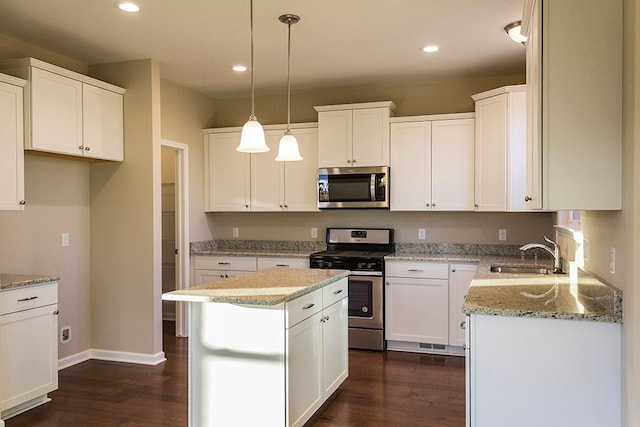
[390, 114, 474, 211]
[0, 74, 26, 211]
[522, 0, 622, 210]
[0, 58, 125, 161]
[472, 85, 527, 212]
[315, 102, 395, 167]
[204, 124, 319, 212]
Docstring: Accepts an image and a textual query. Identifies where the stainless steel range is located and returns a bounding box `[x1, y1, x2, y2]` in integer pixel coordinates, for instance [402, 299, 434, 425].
[309, 228, 394, 351]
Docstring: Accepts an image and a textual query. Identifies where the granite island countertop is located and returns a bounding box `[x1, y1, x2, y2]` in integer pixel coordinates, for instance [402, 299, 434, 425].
[162, 267, 349, 305]
[0, 273, 60, 291]
[463, 257, 622, 323]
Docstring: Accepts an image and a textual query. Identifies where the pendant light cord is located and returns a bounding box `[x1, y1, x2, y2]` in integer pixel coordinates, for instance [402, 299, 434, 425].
[250, 0, 256, 119]
[286, 18, 292, 133]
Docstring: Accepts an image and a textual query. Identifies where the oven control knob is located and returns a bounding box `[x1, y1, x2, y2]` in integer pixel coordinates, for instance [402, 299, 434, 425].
[327, 261, 332, 268]
[361, 306, 369, 313]
[367, 263, 373, 269]
[357, 262, 363, 269]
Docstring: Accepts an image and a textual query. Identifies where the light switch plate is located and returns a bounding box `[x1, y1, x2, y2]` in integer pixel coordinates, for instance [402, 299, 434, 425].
[610, 247, 616, 274]
[418, 228, 426, 240]
[583, 239, 590, 261]
[311, 228, 318, 238]
[232, 227, 239, 238]
[498, 229, 507, 241]
[62, 232, 70, 247]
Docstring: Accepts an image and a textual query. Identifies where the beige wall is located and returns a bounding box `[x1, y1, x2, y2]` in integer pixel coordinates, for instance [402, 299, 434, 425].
[0, 155, 91, 360]
[581, 0, 640, 424]
[88, 59, 162, 356]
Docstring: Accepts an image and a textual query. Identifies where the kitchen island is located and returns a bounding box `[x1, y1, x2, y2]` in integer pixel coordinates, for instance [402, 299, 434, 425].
[163, 268, 350, 427]
[463, 258, 622, 427]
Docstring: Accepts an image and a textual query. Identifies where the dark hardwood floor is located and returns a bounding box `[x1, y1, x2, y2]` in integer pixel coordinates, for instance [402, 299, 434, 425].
[6, 322, 465, 427]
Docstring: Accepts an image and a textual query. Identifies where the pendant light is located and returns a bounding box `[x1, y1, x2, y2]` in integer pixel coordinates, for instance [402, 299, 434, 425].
[275, 14, 303, 161]
[237, 0, 269, 153]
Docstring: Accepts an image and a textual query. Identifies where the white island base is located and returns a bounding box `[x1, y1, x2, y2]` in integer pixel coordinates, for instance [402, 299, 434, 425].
[164, 269, 349, 427]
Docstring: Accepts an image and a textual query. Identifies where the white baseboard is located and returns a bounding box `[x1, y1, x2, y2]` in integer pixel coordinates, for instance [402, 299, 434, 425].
[58, 349, 167, 370]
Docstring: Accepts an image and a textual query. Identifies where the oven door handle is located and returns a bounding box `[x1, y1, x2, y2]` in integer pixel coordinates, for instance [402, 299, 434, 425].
[348, 271, 383, 277]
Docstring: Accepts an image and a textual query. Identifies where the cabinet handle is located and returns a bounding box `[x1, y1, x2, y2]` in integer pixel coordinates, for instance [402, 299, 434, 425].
[245, 204, 249, 208]
[54, 310, 59, 315]
[463, 344, 468, 351]
[432, 203, 436, 207]
[524, 196, 532, 202]
[284, 205, 288, 209]
[333, 289, 343, 294]
[219, 274, 225, 278]
[218, 262, 231, 265]
[352, 159, 356, 164]
[276, 264, 290, 267]
[474, 204, 479, 208]
[78, 145, 84, 150]
[279, 204, 284, 208]
[17, 296, 38, 302]
[302, 303, 315, 310]
[426, 203, 430, 207]
[408, 269, 424, 272]
[386, 282, 390, 286]
[85, 146, 90, 151]
[451, 268, 456, 272]
[19, 200, 26, 205]
[347, 159, 352, 164]
[460, 320, 466, 329]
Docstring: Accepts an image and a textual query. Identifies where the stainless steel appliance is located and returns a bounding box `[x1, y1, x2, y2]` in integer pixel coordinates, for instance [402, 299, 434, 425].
[317, 166, 389, 209]
[309, 228, 394, 350]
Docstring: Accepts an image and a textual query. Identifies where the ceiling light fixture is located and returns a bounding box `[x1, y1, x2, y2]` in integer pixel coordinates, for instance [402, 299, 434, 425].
[232, 65, 248, 72]
[421, 45, 439, 53]
[116, 1, 140, 13]
[275, 14, 303, 162]
[504, 21, 527, 44]
[237, 0, 269, 153]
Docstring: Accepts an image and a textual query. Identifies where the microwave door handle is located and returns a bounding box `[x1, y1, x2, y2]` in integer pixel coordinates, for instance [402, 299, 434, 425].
[370, 174, 376, 201]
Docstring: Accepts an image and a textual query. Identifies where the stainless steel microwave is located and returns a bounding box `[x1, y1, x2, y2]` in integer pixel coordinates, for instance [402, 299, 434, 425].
[318, 166, 389, 209]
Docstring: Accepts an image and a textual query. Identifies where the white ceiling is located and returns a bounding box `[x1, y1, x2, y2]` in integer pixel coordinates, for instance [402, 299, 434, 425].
[0, 0, 526, 99]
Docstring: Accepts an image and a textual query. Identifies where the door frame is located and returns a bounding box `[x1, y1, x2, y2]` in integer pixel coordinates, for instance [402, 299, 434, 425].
[161, 139, 189, 337]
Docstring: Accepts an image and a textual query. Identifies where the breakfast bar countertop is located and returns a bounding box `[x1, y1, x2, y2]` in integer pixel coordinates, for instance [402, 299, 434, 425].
[162, 267, 349, 305]
[0, 273, 60, 291]
[463, 257, 623, 323]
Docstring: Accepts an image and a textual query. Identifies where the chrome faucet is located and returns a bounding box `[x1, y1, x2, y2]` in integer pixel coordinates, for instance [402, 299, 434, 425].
[519, 236, 564, 274]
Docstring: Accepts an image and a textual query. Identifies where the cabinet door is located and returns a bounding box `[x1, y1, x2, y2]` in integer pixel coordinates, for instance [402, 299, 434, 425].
[448, 264, 477, 347]
[474, 95, 507, 212]
[385, 277, 448, 345]
[30, 67, 83, 156]
[195, 270, 225, 285]
[0, 80, 25, 210]
[0, 305, 58, 412]
[282, 128, 319, 212]
[322, 298, 348, 399]
[205, 133, 251, 211]
[352, 107, 389, 167]
[287, 311, 323, 427]
[431, 119, 474, 211]
[251, 132, 282, 211]
[390, 121, 431, 211]
[317, 110, 352, 167]
[82, 83, 124, 161]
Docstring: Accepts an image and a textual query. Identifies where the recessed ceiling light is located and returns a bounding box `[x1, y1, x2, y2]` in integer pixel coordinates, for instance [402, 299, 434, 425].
[116, 1, 140, 13]
[421, 45, 439, 53]
[232, 65, 248, 72]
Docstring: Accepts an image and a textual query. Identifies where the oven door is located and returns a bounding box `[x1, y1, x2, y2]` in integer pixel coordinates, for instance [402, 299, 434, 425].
[347, 274, 383, 329]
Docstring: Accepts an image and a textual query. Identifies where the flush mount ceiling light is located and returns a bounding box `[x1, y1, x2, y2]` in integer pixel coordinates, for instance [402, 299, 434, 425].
[237, 0, 269, 153]
[421, 45, 439, 53]
[116, 1, 140, 13]
[504, 21, 527, 44]
[275, 14, 303, 162]
[232, 65, 247, 72]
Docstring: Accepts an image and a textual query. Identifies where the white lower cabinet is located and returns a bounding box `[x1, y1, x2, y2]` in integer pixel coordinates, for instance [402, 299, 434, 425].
[194, 255, 257, 284]
[188, 277, 348, 427]
[466, 314, 621, 427]
[385, 261, 449, 347]
[0, 282, 58, 421]
[448, 264, 477, 347]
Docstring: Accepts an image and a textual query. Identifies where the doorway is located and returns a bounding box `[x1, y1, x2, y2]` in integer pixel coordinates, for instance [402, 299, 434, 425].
[160, 140, 189, 337]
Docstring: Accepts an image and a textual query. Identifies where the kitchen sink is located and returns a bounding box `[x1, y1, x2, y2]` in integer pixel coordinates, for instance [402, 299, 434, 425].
[489, 264, 551, 275]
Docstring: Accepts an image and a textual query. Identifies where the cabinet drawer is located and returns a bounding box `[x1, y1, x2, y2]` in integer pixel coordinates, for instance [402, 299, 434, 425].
[257, 257, 309, 270]
[0, 282, 58, 315]
[195, 256, 257, 271]
[385, 261, 448, 279]
[286, 289, 322, 328]
[322, 278, 348, 308]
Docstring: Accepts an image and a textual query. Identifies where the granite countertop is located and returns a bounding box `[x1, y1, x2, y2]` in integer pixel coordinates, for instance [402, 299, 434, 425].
[162, 267, 349, 305]
[1, 274, 60, 291]
[463, 257, 623, 323]
[385, 252, 482, 263]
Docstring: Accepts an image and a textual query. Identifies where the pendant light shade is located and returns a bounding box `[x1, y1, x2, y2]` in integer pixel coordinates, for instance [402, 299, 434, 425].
[237, 0, 269, 153]
[276, 14, 302, 161]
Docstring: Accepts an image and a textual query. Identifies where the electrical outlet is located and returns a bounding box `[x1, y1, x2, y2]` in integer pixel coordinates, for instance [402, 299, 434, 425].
[62, 232, 70, 247]
[583, 239, 590, 261]
[60, 326, 72, 344]
[232, 227, 239, 238]
[418, 228, 426, 240]
[311, 228, 318, 238]
[498, 229, 507, 241]
[610, 247, 616, 274]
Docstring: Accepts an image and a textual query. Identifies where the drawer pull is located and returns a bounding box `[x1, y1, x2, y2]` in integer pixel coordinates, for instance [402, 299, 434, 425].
[302, 303, 315, 310]
[218, 262, 231, 265]
[54, 310, 59, 315]
[333, 289, 343, 295]
[276, 264, 290, 267]
[408, 269, 424, 272]
[17, 296, 39, 302]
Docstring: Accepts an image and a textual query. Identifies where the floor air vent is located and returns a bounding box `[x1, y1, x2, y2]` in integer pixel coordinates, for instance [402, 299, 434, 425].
[419, 343, 446, 351]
